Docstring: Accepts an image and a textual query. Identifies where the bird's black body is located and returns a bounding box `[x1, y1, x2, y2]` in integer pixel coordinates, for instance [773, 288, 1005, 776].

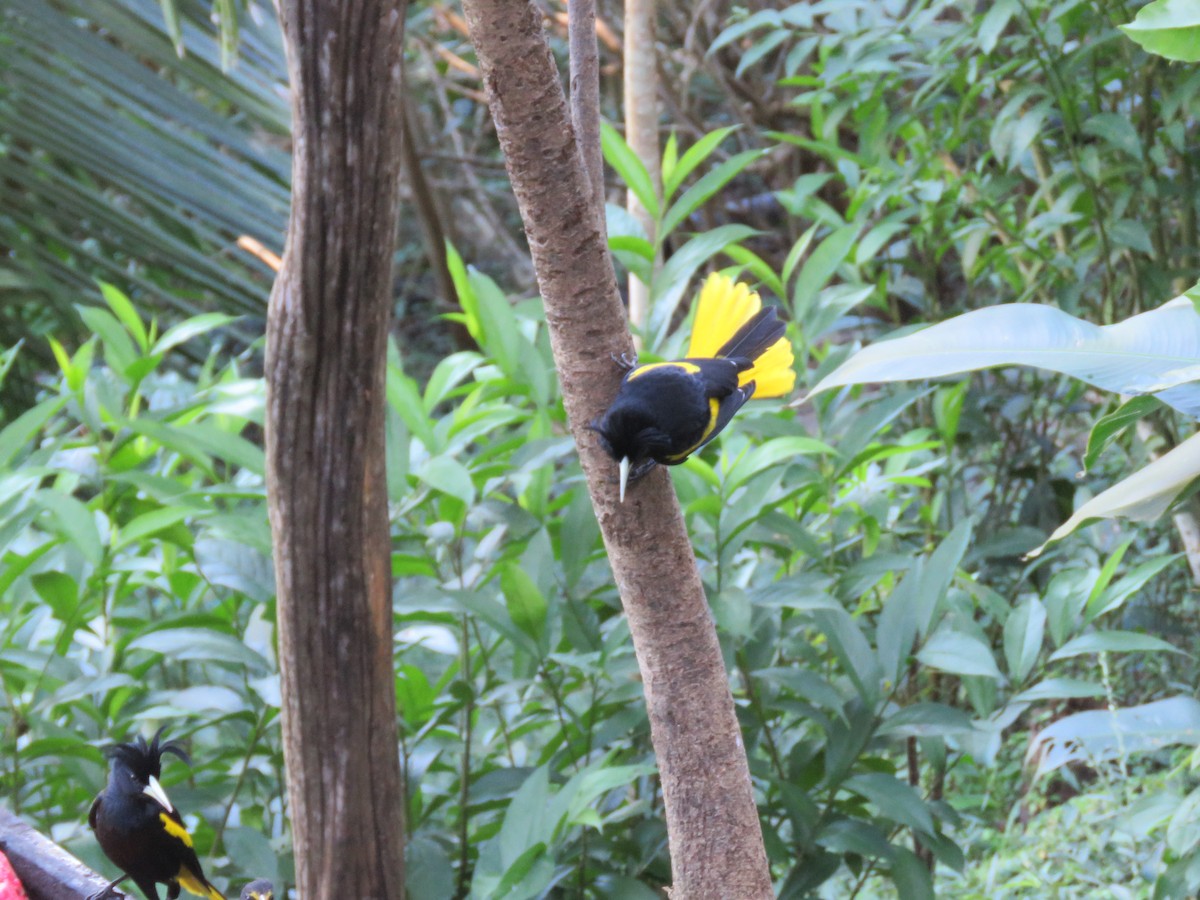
[88, 729, 224, 900]
[593, 304, 788, 497]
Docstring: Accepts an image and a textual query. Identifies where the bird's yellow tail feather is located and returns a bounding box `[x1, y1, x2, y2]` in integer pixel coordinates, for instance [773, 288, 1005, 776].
[739, 336, 796, 397]
[686, 274, 761, 359]
[685, 273, 795, 397]
[178, 867, 225, 900]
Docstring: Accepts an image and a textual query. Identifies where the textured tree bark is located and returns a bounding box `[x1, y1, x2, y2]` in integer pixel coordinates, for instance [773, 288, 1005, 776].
[461, 2, 773, 896]
[266, 1, 407, 897]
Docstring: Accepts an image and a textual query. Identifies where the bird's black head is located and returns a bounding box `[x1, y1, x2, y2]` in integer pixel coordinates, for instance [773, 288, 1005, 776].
[241, 879, 275, 900]
[104, 727, 189, 792]
[590, 403, 676, 502]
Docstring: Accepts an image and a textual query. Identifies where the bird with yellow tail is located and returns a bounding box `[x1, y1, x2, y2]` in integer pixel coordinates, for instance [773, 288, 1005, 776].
[88, 729, 225, 900]
[592, 273, 796, 500]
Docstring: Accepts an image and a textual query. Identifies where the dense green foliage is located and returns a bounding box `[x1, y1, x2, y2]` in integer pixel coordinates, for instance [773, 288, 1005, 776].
[2, 0, 1200, 898]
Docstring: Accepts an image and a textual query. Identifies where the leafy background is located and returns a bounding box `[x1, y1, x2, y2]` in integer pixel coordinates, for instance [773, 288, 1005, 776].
[2, 0, 1199, 898]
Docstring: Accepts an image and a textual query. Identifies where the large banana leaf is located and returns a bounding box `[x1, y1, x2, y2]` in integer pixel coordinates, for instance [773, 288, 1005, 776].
[809, 296, 1200, 417]
[807, 297, 1200, 546]
[0, 0, 290, 349]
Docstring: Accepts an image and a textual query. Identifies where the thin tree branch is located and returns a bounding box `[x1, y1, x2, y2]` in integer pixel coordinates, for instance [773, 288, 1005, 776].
[460, 1, 772, 895]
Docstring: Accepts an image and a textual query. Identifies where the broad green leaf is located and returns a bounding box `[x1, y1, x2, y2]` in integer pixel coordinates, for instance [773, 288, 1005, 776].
[34, 489, 103, 566]
[1013, 678, 1107, 703]
[418, 457, 476, 506]
[793, 225, 859, 318]
[1121, 0, 1200, 61]
[128, 627, 269, 670]
[500, 562, 547, 646]
[809, 296, 1200, 418]
[1081, 113, 1144, 160]
[114, 506, 200, 550]
[1050, 630, 1182, 660]
[916, 629, 1003, 680]
[1027, 696, 1200, 777]
[843, 772, 934, 834]
[1003, 598, 1046, 682]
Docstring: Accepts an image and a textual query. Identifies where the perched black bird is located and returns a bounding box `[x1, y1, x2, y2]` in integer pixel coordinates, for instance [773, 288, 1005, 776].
[239, 880, 273, 900]
[88, 728, 225, 900]
[593, 273, 796, 499]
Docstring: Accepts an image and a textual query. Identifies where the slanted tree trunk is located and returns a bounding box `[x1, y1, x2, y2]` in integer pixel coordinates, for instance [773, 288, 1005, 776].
[461, 2, 773, 896]
[266, 1, 408, 896]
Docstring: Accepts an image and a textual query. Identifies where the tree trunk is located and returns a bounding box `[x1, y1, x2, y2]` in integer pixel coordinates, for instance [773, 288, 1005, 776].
[461, 2, 773, 896]
[266, 1, 408, 897]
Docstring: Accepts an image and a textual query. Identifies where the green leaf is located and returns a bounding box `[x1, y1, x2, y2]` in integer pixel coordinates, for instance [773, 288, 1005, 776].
[663, 126, 738, 199]
[77, 306, 138, 375]
[32, 571, 80, 621]
[660, 148, 768, 239]
[223, 827, 278, 892]
[97, 281, 149, 352]
[810, 296, 1200, 418]
[1050, 630, 1182, 660]
[1003, 598, 1046, 682]
[843, 772, 934, 834]
[0, 396, 68, 468]
[1081, 113, 1144, 160]
[34, 489, 103, 566]
[152, 313, 239, 355]
[1121, 0, 1200, 62]
[649, 224, 760, 345]
[113, 506, 199, 550]
[793, 225, 858, 318]
[600, 122, 659, 220]
[500, 562, 547, 646]
[1028, 696, 1200, 778]
[127, 627, 269, 670]
[1084, 395, 1162, 471]
[419, 457, 475, 506]
[916, 630, 1004, 680]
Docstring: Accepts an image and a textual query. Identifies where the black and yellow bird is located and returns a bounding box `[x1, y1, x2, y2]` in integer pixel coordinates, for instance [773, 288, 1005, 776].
[593, 273, 796, 500]
[239, 880, 273, 900]
[88, 729, 225, 900]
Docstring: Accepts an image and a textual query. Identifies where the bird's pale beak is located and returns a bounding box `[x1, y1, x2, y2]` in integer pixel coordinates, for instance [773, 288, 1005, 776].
[143, 775, 174, 812]
[619, 457, 631, 503]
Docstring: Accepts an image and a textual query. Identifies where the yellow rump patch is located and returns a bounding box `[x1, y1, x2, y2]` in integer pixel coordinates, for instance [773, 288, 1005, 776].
[627, 360, 700, 380]
[160, 813, 194, 848]
[686, 273, 762, 359]
[177, 865, 225, 899]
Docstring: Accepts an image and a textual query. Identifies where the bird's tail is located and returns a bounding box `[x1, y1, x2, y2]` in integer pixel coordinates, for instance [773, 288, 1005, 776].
[179, 868, 226, 900]
[685, 273, 796, 398]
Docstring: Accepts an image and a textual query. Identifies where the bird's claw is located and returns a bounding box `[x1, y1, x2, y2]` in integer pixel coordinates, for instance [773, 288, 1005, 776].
[611, 351, 637, 371]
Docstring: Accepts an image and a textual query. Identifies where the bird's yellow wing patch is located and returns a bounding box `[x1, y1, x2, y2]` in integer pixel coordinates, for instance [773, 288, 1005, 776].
[160, 813, 194, 848]
[686, 274, 761, 359]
